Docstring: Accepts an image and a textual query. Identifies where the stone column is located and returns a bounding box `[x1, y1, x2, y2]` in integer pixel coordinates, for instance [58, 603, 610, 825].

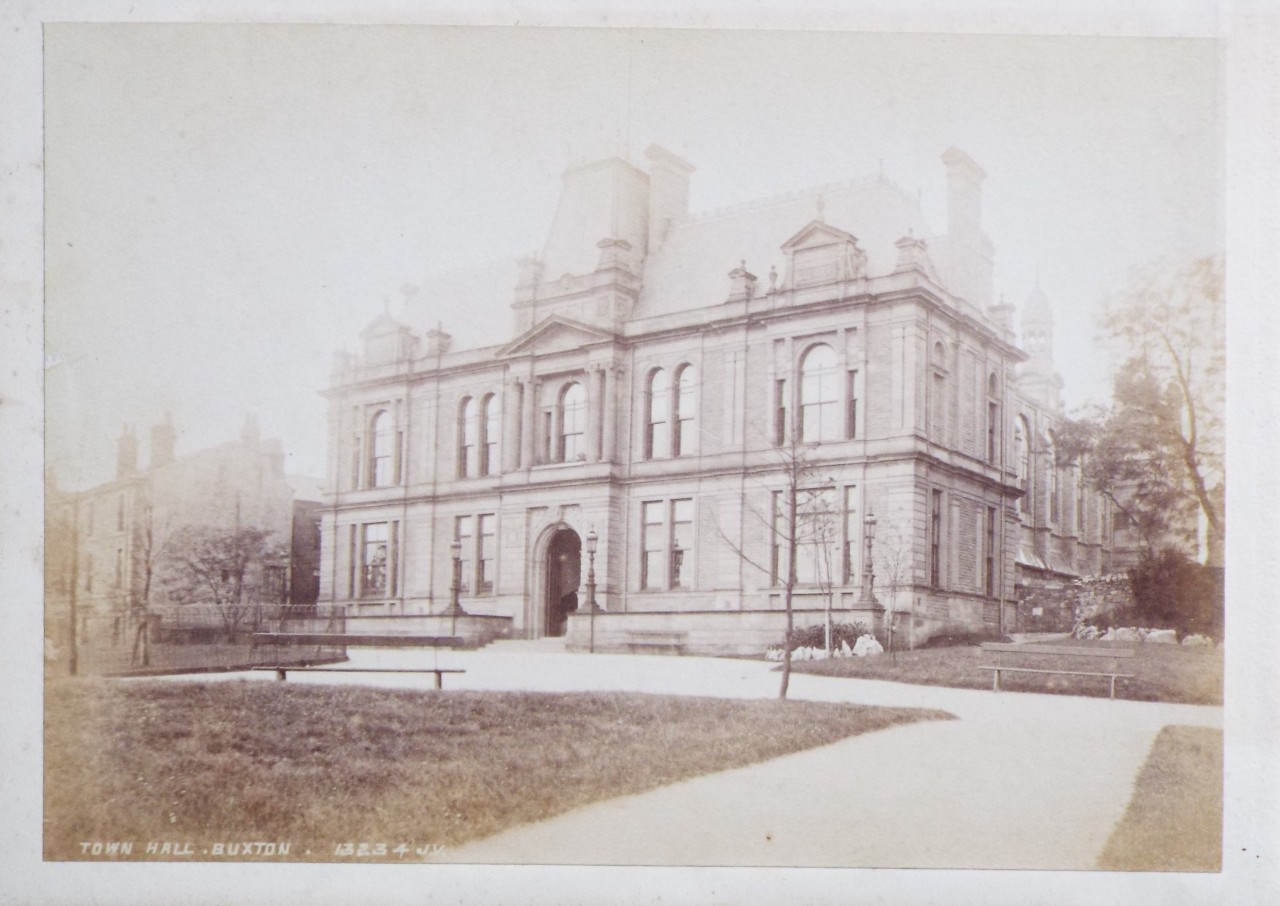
[588, 365, 604, 462]
[520, 377, 537, 469]
[602, 366, 619, 463]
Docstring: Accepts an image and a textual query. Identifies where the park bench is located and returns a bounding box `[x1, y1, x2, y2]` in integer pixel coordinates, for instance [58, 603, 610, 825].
[250, 632, 466, 689]
[978, 642, 1136, 699]
[625, 629, 687, 655]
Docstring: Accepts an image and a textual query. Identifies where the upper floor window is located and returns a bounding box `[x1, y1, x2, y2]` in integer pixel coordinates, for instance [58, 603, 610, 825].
[559, 382, 586, 462]
[645, 369, 670, 460]
[799, 344, 840, 443]
[369, 410, 393, 488]
[457, 397, 477, 478]
[673, 365, 698, 457]
[929, 341, 948, 442]
[929, 489, 943, 588]
[480, 394, 499, 477]
[1047, 431, 1061, 524]
[987, 374, 1000, 463]
[1014, 416, 1032, 514]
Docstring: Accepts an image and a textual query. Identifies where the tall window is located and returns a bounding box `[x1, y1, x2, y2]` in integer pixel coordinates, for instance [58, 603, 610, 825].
[930, 489, 943, 589]
[1075, 459, 1086, 534]
[673, 365, 697, 457]
[846, 370, 859, 440]
[479, 394, 499, 476]
[843, 486, 859, 584]
[370, 410, 393, 487]
[670, 498, 693, 589]
[457, 397, 476, 478]
[773, 378, 788, 445]
[559, 382, 586, 461]
[987, 374, 1000, 463]
[929, 341, 948, 441]
[455, 516, 473, 593]
[645, 369, 669, 459]
[1014, 416, 1032, 515]
[85, 554, 93, 592]
[641, 501, 664, 590]
[1047, 432, 1060, 524]
[115, 548, 123, 589]
[362, 523, 389, 596]
[985, 506, 997, 597]
[799, 344, 839, 442]
[795, 487, 837, 585]
[477, 514, 496, 592]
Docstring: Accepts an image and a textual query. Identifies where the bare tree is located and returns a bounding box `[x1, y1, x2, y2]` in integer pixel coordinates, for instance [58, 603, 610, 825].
[128, 496, 177, 666]
[717, 434, 837, 699]
[167, 525, 284, 642]
[872, 511, 915, 651]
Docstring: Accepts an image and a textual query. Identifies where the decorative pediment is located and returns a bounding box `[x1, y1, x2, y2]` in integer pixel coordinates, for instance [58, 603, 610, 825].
[781, 219, 868, 288]
[497, 315, 617, 358]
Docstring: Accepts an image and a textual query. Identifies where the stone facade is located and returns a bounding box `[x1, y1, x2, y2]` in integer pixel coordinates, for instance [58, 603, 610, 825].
[319, 146, 1116, 654]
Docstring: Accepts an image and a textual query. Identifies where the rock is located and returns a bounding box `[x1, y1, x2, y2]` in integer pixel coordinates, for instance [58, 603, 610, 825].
[1115, 627, 1142, 642]
[1145, 629, 1178, 644]
[1182, 634, 1212, 648]
[853, 635, 885, 657]
[841, 639, 853, 656]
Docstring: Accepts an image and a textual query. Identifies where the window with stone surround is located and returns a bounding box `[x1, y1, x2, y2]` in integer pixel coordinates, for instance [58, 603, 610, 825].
[930, 489, 943, 588]
[673, 364, 698, 457]
[799, 344, 840, 443]
[369, 410, 394, 488]
[559, 382, 586, 462]
[480, 393, 499, 477]
[645, 368, 669, 460]
[457, 397, 476, 478]
[361, 522, 391, 596]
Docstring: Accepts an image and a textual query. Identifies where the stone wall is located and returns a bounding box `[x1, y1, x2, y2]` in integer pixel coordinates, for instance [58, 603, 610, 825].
[1015, 574, 1132, 633]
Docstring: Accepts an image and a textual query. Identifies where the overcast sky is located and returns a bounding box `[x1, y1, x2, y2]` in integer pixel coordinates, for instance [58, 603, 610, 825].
[44, 25, 1224, 489]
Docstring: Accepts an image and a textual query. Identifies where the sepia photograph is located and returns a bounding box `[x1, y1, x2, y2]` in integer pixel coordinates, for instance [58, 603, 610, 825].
[5, 3, 1278, 904]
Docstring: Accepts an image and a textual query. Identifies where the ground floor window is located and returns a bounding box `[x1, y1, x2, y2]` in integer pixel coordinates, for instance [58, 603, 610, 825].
[455, 512, 497, 595]
[361, 522, 391, 597]
[641, 499, 694, 590]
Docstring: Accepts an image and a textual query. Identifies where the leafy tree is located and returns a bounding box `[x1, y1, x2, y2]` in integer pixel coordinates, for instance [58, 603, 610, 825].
[1123, 546, 1223, 639]
[167, 525, 285, 641]
[1057, 255, 1224, 560]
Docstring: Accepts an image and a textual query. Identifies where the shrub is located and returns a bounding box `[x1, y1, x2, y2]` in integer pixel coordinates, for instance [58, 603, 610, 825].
[1122, 548, 1224, 640]
[784, 621, 869, 652]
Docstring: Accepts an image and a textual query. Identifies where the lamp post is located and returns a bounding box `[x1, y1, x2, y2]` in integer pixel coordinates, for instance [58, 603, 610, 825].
[446, 540, 465, 635]
[860, 509, 878, 605]
[582, 527, 599, 653]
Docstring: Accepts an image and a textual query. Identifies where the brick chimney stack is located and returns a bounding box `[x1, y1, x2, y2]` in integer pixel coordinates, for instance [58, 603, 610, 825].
[116, 424, 138, 479]
[645, 144, 695, 251]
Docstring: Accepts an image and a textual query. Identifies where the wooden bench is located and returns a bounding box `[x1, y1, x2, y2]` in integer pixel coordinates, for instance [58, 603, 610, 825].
[251, 666, 466, 689]
[625, 630, 687, 655]
[978, 642, 1136, 699]
[251, 633, 466, 689]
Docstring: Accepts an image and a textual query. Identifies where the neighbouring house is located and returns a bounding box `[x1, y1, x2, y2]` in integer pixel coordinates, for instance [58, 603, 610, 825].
[318, 145, 1116, 654]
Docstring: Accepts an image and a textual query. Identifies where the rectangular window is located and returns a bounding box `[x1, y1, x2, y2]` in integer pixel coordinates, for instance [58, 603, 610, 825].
[985, 506, 997, 597]
[930, 490, 943, 589]
[846, 370, 859, 440]
[477, 514, 495, 593]
[843, 486, 859, 584]
[347, 525, 357, 597]
[542, 411, 553, 464]
[770, 491, 784, 586]
[795, 488, 836, 586]
[669, 499, 693, 589]
[774, 378, 788, 446]
[455, 516, 473, 593]
[85, 555, 93, 592]
[115, 548, 123, 589]
[361, 523, 389, 596]
[641, 501, 664, 590]
[351, 435, 361, 489]
[931, 373, 945, 439]
[1076, 466, 1086, 534]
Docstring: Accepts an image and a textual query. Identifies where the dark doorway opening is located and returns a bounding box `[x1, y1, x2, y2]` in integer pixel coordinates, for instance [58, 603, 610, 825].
[545, 529, 581, 637]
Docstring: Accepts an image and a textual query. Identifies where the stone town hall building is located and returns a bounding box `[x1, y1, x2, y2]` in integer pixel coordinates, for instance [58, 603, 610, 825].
[319, 146, 1113, 654]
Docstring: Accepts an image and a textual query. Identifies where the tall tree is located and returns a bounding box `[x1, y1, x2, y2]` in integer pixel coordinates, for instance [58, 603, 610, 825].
[1058, 255, 1224, 559]
[167, 525, 284, 641]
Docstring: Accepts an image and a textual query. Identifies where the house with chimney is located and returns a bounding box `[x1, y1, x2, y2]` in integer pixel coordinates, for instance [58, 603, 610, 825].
[319, 145, 1115, 653]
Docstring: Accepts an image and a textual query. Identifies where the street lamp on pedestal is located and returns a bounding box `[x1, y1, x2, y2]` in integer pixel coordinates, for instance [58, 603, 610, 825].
[581, 527, 600, 652]
[860, 509, 878, 605]
[446, 540, 466, 637]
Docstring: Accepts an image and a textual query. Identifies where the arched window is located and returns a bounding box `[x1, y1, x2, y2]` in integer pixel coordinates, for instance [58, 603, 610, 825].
[673, 364, 698, 457]
[986, 373, 1001, 463]
[645, 369, 669, 460]
[457, 397, 476, 478]
[370, 410, 393, 487]
[1014, 416, 1032, 514]
[560, 382, 586, 461]
[799, 344, 840, 442]
[479, 394, 499, 476]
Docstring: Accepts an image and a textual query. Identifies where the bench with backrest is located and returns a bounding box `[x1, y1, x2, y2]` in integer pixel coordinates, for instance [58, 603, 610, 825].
[250, 632, 466, 688]
[624, 629, 687, 655]
[977, 642, 1136, 699]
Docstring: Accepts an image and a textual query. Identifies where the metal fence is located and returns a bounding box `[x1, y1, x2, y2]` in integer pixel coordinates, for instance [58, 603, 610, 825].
[54, 605, 347, 677]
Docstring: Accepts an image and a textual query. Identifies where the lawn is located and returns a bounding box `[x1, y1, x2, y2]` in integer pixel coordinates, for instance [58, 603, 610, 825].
[1098, 725, 1223, 871]
[787, 638, 1223, 705]
[45, 679, 950, 862]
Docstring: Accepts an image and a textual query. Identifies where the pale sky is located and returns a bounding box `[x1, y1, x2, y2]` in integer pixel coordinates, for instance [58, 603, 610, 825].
[44, 25, 1224, 489]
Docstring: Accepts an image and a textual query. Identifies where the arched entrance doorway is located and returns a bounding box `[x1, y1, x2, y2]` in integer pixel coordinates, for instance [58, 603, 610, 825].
[544, 528, 581, 637]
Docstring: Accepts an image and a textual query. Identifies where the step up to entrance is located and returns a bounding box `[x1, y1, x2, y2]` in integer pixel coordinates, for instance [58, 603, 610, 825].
[485, 637, 569, 653]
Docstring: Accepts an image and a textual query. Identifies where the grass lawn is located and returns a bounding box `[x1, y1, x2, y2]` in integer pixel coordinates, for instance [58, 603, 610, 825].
[45, 679, 950, 862]
[787, 638, 1223, 705]
[1098, 725, 1223, 871]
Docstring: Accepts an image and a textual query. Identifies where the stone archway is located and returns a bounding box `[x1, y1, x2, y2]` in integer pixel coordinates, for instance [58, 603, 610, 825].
[529, 523, 581, 638]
